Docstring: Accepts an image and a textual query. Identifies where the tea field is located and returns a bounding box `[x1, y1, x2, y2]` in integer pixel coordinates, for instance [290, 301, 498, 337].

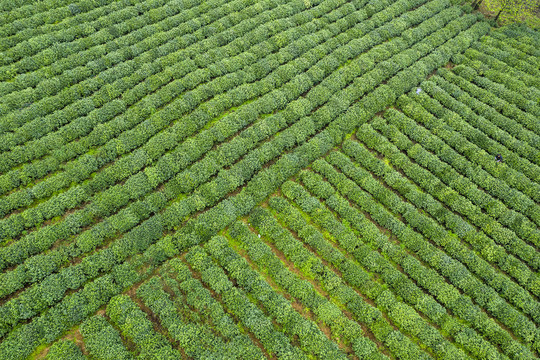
[0, 0, 538, 358]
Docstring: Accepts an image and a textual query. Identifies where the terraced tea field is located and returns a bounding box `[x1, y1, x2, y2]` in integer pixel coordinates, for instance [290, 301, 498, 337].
[0, 0, 538, 358]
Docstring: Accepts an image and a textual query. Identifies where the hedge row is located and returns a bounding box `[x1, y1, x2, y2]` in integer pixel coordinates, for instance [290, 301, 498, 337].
[268, 193, 469, 359]
[0, 0, 169, 95]
[167, 12, 489, 248]
[384, 101, 540, 256]
[358, 119, 540, 298]
[0, 0, 114, 38]
[163, 0, 476, 235]
[419, 77, 540, 168]
[0, 260, 140, 360]
[185, 245, 310, 359]
[0, 0, 382, 299]
[398, 91, 540, 205]
[412, 81, 540, 183]
[338, 142, 540, 323]
[207, 235, 356, 359]
[0, 0, 259, 184]
[0, 0, 350, 238]
[0, 189, 165, 304]
[2, 0, 320, 157]
[468, 40, 540, 88]
[138, 276, 256, 359]
[45, 339, 86, 360]
[106, 294, 182, 359]
[310, 158, 538, 347]
[452, 65, 539, 116]
[299, 169, 535, 359]
[409, 83, 540, 243]
[0, 0, 338, 220]
[0, 214, 162, 338]
[479, 34, 540, 72]
[162, 259, 266, 359]
[79, 315, 134, 360]
[428, 71, 540, 151]
[0, 7, 490, 356]
[437, 67, 540, 136]
[0, 0, 292, 163]
[0, 0, 142, 53]
[165, 0, 456, 199]
[492, 25, 540, 53]
[227, 221, 390, 360]
[280, 177, 505, 360]
[1, 0, 177, 121]
[459, 48, 540, 102]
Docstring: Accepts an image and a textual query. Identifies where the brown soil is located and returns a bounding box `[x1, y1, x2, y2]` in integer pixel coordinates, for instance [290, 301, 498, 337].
[426, 68, 438, 80]
[62, 327, 87, 356]
[33, 346, 50, 359]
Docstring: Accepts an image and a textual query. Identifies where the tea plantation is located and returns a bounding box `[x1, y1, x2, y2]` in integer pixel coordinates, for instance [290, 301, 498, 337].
[0, 0, 538, 358]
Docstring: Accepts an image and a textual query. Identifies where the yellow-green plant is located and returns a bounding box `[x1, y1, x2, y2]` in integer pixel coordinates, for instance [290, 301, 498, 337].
[481, 0, 540, 27]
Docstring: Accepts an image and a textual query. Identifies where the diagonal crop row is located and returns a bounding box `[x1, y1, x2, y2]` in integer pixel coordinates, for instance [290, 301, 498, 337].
[408, 84, 540, 243]
[467, 40, 540, 88]
[225, 221, 393, 359]
[0, 0, 198, 113]
[436, 67, 540, 137]
[0, 0, 111, 30]
[298, 168, 536, 359]
[427, 70, 540, 152]
[419, 76, 540, 167]
[479, 33, 540, 70]
[106, 294, 182, 359]
[162, 6, 482, 240]
[0, 0, 349, 239]
[185, 245, 311, 359]
[0, 0, 378, 273]
[0, 0, 305, 139]
[0, 0, 228, 142]
[166, 15, 490, 254]
[267, 194, 471, 359]
[171, 245, 348, 359]
[79, 315, 134, 360]
[0, 0, 138, 53]
[159, 260, 268, 359]
[0, 0, 175, 84]
[280, 177, 507, 360]
[0, 0, 320, 195]
[0, 0, 333, 209]
[137, 276, 261, 359]
[0, 9, 491, 359]
[0, 0, 276, 147]
[456, 48, 540, 102]
[309, 158, 538, 347]
[4, 0, 438, 250]
[411, 83, 540, 184]
[358, 118, 540, 296]
[0, 0, 365, 303]
[0, 0, 398, 332]
[336, 142, 540, 321]
[386, 99, 540, 246]
[398, 90, 540, 218]
[450, 65, 540, 117]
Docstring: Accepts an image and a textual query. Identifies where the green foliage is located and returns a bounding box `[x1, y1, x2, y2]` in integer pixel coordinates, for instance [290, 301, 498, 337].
[482, 0, 540, 28]
[107, 294, 181, 360]
[45, 340, 85, 360]
[0, 0, 537, 359]
[80, 315, 134, 360]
